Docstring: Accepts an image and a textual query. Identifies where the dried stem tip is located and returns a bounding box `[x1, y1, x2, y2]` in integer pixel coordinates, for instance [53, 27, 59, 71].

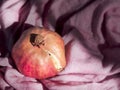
[30, 33, 44, 48]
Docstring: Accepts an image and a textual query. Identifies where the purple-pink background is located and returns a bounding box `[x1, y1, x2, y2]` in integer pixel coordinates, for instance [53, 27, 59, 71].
[0, 0, 120, 90]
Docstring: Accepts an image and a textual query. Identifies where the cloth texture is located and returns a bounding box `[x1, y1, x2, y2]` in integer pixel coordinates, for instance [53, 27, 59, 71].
[0, 0, 120, 90]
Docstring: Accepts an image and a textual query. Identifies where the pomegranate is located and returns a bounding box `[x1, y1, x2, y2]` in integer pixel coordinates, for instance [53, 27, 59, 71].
[12, 27, 66, 79]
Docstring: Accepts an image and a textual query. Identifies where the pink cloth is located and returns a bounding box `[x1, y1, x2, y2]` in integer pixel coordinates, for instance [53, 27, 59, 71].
[0, 0, 120, 90]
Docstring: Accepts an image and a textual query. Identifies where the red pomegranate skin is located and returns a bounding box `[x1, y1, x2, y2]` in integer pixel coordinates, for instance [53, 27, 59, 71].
[12, 27, 66, 79]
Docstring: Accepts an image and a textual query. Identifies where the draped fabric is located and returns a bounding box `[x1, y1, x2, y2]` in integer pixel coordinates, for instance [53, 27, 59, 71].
[0, 0, 120, 90]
